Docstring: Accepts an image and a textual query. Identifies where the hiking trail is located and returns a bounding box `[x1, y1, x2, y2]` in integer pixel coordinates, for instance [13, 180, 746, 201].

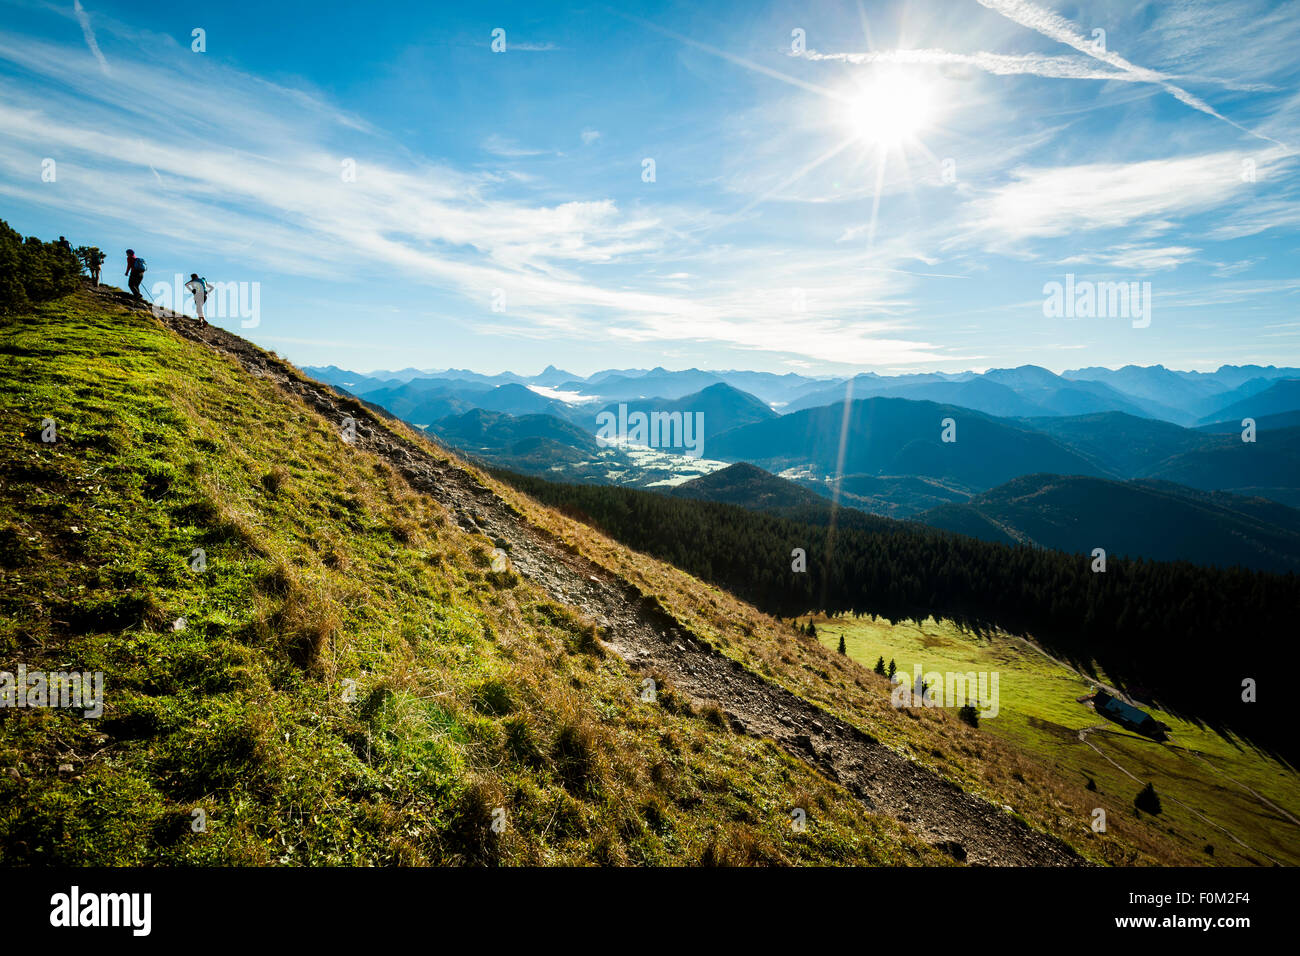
[117, 288, 1084, 866]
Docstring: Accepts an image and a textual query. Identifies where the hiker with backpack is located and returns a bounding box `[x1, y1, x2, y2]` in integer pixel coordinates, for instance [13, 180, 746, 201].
[124, 249, 146, 299]
[185, 273, 211, 325]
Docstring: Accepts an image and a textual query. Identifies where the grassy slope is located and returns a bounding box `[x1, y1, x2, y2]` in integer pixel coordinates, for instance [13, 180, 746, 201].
[488, 444, 1300, 867]
[8, 290, 1292, 867]
[812, 615, 1300, 866]
[0, 291, 942, 865]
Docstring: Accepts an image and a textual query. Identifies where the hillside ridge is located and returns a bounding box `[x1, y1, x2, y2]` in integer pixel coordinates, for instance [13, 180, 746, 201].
[125, 287, 1079, 865]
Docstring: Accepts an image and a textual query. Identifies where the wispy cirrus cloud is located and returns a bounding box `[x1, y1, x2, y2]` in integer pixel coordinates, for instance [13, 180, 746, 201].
[951, 148, 1294, 248]
[1059, 245, 1201, 272]
[0, 18, 948, 367]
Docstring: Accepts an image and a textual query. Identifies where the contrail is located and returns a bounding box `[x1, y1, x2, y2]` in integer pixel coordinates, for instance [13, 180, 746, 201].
[73, 1, 111, 76]
[802, 48, 1272, 93]
[974, 0, 1288, 148]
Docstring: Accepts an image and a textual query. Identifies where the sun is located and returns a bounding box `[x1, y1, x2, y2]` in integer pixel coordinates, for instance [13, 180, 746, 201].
[839, 72, 936, 148]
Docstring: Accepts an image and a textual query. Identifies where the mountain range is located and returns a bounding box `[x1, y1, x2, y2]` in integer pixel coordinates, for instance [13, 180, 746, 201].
[305, 361, 1300, 572]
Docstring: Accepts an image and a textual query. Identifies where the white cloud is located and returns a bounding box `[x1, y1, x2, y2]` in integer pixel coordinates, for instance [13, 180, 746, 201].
[1059, 245, 1200, 272]
[954, 149, 1292, 247]
[482, 134, 551, 158]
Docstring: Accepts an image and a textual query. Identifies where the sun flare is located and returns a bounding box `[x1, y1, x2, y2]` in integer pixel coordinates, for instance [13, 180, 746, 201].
[839, 74, 936, 147]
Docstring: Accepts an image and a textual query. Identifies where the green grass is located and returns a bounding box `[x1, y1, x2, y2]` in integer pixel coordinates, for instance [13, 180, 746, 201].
[812, 613, 1300, 866]
[0, 290, 949, 865]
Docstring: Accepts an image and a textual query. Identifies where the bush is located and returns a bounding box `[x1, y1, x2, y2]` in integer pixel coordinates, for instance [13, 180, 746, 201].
[0, 220, 81, 314]
[958, 703, 980, 728]
[75, 245, 106, 283]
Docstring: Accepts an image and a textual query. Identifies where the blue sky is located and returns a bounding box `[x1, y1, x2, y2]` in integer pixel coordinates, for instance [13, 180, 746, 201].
[2, 0, 1299, 375]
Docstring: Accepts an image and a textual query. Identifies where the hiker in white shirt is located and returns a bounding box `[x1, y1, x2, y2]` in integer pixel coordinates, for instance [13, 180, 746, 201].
[185, 273, 210, 325]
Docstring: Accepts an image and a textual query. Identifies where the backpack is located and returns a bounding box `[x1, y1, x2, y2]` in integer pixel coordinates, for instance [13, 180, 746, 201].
[132, 258, 147, 274]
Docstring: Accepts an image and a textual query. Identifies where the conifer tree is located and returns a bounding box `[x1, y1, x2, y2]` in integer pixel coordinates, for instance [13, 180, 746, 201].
[1135, 782, 1162, 815]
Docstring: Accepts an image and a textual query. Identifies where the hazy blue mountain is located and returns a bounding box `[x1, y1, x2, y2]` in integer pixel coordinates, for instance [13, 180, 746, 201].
[591, 382, 778, 445]
[303, 365, 401, 394]
[1174, 364, 1300, 391]
[1137, 426, 1300, 497]
[431, 408, 599, 455]
[472, 382, 585, 420]
[783, 366, 1164, 420]
[708, 397, 1107, 490]
[916, 473, 1300, 574]
[418, 368, 528, 386]
[1063, 364, 1226, 412]
[354, 379, 492, 424]
[710, 370, 844, 407]
[529, 365, 581, 386]
[1013, 412, 1207, 477]
[1065, 364, 1300, 421]
[1198, 409, 1300, 433]
[1195, 378, 1300, 425]
[561, 367, 725, 402]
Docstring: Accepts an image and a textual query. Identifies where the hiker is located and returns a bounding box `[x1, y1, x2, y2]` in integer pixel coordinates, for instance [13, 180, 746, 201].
[124, 249, 146, 299]
[57, 236, 72, 254]
[185, 273, 210, 325]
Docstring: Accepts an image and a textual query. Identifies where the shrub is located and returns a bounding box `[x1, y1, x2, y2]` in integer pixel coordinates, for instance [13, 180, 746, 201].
[75, 245, 106, 283]
[0, 220, 81, 314]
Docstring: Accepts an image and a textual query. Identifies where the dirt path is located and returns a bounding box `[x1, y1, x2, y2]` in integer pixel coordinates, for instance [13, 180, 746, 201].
[125, 290, 1083, 866]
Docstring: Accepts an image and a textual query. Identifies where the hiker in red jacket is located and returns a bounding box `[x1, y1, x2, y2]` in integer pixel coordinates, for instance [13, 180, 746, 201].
[124, 249, 146, 299]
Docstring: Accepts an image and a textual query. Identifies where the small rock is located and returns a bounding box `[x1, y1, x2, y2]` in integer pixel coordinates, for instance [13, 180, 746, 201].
[58, 763, 74, 774]
[172, 617, 187, 632]
[811, 720, 825, 733]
